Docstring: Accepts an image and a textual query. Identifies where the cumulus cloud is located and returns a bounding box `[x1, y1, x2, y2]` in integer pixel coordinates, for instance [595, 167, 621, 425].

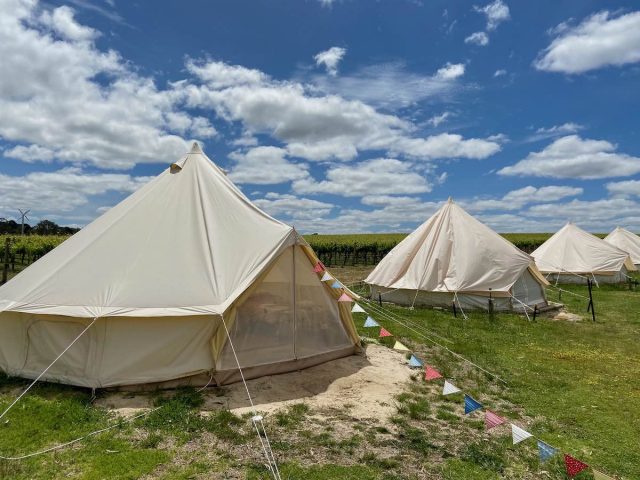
[227, 146, 309, 184]
[465, 32, 489, 46]
[499, 135, 640, 179]
[186, 59, 266, 88]
[185, 61, 499, 163]
[494, 69, 506, 77]
[434, 63, 465, 80]
[0, 0, 204, 169]
[253, 192, 334, 221]
[463, 185, 583, 212]
[474, 0, 510, 31]
[314, 47, 347, 76]
[0, 167, 151, 220]
[293, 158, 432, 197]
[606, 180, 640, 198]
[535, 11, 640, 74]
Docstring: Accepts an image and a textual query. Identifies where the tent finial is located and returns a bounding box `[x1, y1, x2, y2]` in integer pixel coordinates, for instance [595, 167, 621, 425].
[447, 196, 453, 204]
[190, 141, 203, 154]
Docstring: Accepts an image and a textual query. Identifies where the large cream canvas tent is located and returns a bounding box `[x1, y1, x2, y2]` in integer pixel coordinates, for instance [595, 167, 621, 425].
[532, 223, 636, 284]
[0, 143, 360, 388]
[604, 227, 640, 267]
[365, 199, 549, 312]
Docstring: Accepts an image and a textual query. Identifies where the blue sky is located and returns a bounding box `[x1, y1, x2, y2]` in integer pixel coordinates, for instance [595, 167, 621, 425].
[1, 0, 639, 233]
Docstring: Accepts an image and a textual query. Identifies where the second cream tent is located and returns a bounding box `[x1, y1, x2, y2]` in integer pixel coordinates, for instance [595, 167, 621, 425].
[531, 222, 636, 284]
[365, 199, 549, 312]
[0, 143, 360, 388]
[604, 227, 640, 267]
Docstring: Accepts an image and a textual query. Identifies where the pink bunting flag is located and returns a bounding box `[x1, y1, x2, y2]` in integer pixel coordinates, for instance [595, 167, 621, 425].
[379, 327, 392, 338]
[485, 410, 505, 430]
[424, 366, 442, 381]
[564, 454, 589, 477]
[313, 262, 325, 273]
[337, 292, 352, 302]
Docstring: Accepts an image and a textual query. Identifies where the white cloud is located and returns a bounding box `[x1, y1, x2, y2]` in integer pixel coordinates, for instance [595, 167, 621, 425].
[318, 0, 336, 7]
[314, 47, 347, 76]
[474, 0, 510, 31]
[525, 122, 584, 142]
[535, 11, 640, 74]
[499, 135, 640, 179]
[494, 69, 506, 77]
[39, 5, 98, 41]
[228, 146, 309, 184]
[0, 0, 199, 169]
[308, 62, 467, 110]
[462, 185, 583, 212]
[293, 158, 432, 197]
[4, 144, 56, 162]
[186, 59, 266, 88]
[435, 63, 465, 80]
[0, 167, 151, 219]
[606, 180, 640, 198]
[465, 31, 489, 46]
[185, 61, 499, 163]
[253, 192, 334, 221]
[428, 112, 451, 127]
[527, 197, 640, 224]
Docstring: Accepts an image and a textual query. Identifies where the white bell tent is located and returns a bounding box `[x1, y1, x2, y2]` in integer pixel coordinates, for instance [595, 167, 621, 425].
[604, 227, 640, 267]
[0, 143, 360, 388]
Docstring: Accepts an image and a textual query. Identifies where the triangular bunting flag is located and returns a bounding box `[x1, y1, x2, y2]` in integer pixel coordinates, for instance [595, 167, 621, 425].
[321, 272, 333, 282]
[424, 366, 442, 381]
[564, 454, 589, 477]
[393, 341, 409, 351]
[592, 470, 615, 480]
[511, 424, 533, 445]
[484, 410, 505, 430]
[337, 293, 352, 302]
[331, 281, 342, 288]
[442, 380, 461, 395]
[408, 355, 423, 368]
[537, 440, 557, 463]
[313, 262, 324, 273]
[379, 327, 393, 338]
[351, 303, 366, 313]
[464, 395, 483, 414]
[363, 316, 379, 328]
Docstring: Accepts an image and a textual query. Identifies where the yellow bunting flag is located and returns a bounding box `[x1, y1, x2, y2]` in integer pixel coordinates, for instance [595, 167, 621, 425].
[393, 341, 409, 351]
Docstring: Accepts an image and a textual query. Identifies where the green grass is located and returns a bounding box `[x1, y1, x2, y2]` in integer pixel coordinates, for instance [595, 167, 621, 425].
[1, 273, 638, 478]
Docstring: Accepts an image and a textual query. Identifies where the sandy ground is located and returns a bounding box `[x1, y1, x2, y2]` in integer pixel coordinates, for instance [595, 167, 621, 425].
[97, 344, 412, 423]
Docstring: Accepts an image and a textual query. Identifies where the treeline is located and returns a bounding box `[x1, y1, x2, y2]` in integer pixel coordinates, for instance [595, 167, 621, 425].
[0, 218, 79, 236]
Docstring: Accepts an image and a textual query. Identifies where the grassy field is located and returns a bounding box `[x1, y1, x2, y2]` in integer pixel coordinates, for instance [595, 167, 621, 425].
[1, 268, 639, 478]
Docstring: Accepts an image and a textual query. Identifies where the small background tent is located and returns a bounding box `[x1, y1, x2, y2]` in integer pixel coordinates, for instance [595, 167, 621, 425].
[531, 223, 636, 284]
[0, 143, 360, 388]
[364, 199, 549, 312]
[604, 227, 640, 267]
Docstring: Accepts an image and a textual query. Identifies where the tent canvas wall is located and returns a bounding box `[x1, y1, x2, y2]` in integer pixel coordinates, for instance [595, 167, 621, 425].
[604, 227, 640, 267]
[531, 223, 636, 284]
[0, 143, 360, 388]
[365, 199, 549, 312]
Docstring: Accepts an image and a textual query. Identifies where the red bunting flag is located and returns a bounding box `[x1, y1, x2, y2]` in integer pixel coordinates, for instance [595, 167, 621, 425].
[379, 327, 392, 338]
[313, 262, 325, 273]
[484, 410, 505, 430]
[564, 454, 589, 477]
[424, 366, 442, 381]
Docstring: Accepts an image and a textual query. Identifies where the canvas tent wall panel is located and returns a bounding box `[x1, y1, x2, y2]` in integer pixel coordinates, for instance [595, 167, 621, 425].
[545, 267, 630, 285]
[511, 269, 547, 307]
[216, 245, 353, 375]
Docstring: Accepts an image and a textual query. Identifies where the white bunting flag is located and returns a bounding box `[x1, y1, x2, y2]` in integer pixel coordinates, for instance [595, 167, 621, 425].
[321, 272, 333, 282]
[442, 380, 461, 395]
[511, 424, 533, 445]
[351, 303, 366, 313]
[393, 341, 410, 351]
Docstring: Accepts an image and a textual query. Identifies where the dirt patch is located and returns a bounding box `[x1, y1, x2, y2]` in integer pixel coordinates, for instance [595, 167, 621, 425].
[97, 344, 412, 424]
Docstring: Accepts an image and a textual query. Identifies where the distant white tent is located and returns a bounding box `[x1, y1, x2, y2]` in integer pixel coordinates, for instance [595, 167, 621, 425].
[365, 199, 549, 312]
[604, 227, 640, 267]
[0, 143, 360, 388]
[532, 223, 636, 284]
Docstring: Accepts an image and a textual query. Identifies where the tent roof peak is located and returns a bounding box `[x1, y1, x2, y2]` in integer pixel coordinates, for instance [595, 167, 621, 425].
[189, 141, 203, 154]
